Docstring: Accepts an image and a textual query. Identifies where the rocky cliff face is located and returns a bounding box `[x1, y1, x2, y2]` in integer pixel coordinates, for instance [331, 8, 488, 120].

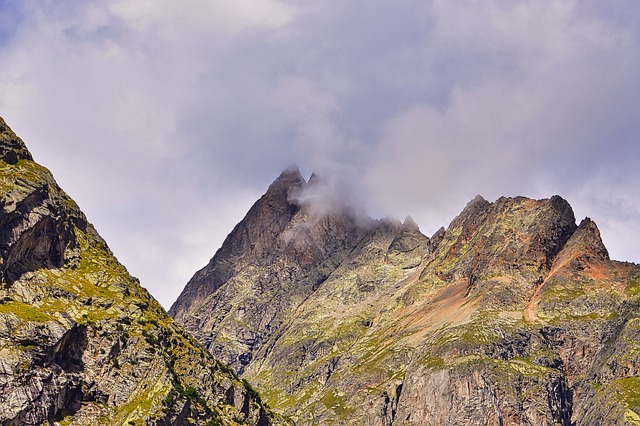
[169, 168, 375, 374]
[0, 116, 285, 425]
[172, 170, 640, 425]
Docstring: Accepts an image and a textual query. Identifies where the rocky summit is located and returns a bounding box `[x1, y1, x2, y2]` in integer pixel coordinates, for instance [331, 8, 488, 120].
[171, 168, 640, 425]
[0, 116, 285, 425]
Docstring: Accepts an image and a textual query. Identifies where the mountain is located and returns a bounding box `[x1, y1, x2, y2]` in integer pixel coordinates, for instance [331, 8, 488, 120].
[169, 167, 375, 374]
[0, 116, 285, 425]
[171, 168, 640, 425]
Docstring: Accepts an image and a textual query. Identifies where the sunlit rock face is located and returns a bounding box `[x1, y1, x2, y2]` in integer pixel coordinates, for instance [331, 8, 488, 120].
[0, 116, 286, 426]
[173, 166, 640, 425]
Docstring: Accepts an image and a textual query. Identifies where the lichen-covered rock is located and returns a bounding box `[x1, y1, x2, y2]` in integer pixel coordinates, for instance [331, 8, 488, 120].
[0, 116, 286, 425]
[173, 170, 640, 425]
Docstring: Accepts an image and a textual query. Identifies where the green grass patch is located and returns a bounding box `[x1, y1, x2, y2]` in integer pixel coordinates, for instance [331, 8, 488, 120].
[430, 310, 514, 349]
[541, 281, 587, 302]
[319, 390, 354, 417]
[625, 409, 640, 425]
[626, 277, 640, 298]
[16, 343, 37, 351]
[507, 357, 553, 378]
[0, 300, 51, 322]
[419, 354, 446, 369]
[551, 312, 618, 323]
[613, 377, 640, 409]
[0, 159, 52, 195]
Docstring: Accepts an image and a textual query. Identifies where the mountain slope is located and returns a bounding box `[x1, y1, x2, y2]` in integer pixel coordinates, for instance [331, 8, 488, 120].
[0, 116, 284, 425]
[169, 168, 374, 374]
[172, 171, 640, 425]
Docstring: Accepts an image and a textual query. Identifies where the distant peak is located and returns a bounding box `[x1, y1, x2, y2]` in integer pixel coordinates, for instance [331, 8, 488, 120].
[547, 195, 576, 230]
[280, 164, 303, 179]
[549, 195, 573, 212]
[381, 216, 403, 227]
[470, 194, 487, 204]
[268, 165, 306, 193]
[579, 217, 594, 227]
[403, 215, 420, 231]
[450, 194, 490, 227]
[461, 195, 491, 216]
[308, 172, 320, 185]
[576, 217, 609, 260]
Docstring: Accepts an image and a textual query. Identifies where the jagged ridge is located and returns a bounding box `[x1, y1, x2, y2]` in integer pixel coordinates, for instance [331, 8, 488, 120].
[172, 169, 640, 425]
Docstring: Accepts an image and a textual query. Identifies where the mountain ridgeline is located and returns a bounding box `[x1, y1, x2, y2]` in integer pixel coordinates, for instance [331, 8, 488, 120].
[171, 167, 640, 425]
[0, 116, 285, 425]
[1, 111, 639, 426]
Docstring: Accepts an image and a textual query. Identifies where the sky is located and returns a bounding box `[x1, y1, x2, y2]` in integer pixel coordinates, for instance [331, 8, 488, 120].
[0, 0, 639, 309]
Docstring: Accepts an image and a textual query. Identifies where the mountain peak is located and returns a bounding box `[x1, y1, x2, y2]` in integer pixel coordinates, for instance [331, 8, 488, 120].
[569, 216, 610, 261]
[548, 194, 575, 221]
[447, 194, 491, 232]
[0, 116, 33, 164]
[170, 166, 308, 322]
[264, 165, 306, 206]
[403, 215, 420, 231]
[464, 194, 490, 213]
[308, 172, 320, 185]
[270, 164, 304, 186]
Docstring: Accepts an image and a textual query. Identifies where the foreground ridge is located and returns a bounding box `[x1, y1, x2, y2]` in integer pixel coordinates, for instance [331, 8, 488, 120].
[172, 170, 640, 425]
[0, 116, 286, 425]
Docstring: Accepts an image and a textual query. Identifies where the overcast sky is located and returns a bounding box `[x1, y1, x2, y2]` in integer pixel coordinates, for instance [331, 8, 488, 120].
[1, 0, 639, 309]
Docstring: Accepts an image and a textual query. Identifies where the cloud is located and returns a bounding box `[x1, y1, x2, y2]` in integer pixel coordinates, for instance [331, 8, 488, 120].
[0, 0, 639, 307]
[363, 0, 640, 233]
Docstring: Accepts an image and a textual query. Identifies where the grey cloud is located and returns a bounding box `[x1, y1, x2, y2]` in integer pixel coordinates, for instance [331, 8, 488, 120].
[1, 0, 639, 307]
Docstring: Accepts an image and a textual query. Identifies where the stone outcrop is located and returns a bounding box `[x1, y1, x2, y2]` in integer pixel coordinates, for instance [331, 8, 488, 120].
[0, 116, 285, 425]
[172, 169, 640, 425]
